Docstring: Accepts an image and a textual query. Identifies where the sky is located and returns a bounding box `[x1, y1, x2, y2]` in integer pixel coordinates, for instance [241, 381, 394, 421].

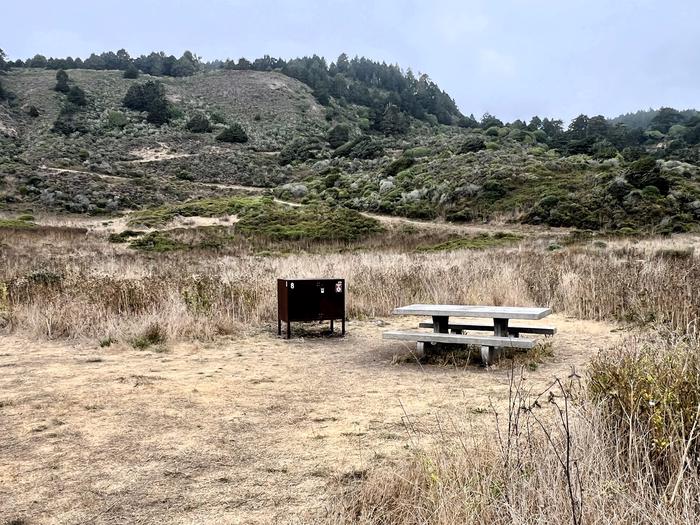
[3, 0, 699, 122]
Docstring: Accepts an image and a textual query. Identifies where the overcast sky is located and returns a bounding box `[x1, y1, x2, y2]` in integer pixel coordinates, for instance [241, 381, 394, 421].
[4, 0, 698, 122]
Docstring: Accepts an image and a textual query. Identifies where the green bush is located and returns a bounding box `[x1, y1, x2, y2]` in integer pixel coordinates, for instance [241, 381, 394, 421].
[384, 156, 415, 177]
[279, 137, 322, 165]
[106, 111, 128, 129]
[186, 112, 212, 133]
[123, 64, 140, 79]
[333, 136, 383, 159]
[216, 123, 248, 143]
[458, 135, 486, 154]
[327, 124, 350, 148]
[66, 86, 87, 107]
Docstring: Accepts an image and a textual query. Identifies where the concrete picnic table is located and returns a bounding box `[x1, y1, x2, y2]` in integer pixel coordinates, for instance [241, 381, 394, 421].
[386, 304, 554, 364]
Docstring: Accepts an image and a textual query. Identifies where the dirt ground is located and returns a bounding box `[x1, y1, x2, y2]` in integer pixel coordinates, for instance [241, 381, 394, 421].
[0, 314, 623, 524]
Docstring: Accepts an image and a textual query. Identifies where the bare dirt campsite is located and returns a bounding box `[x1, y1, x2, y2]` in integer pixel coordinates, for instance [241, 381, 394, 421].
[0, 315, 619, 524]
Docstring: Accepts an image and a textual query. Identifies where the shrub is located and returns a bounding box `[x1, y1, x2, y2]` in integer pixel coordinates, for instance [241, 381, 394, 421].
[185, 112, 212, 133]
[458, 135, 486, 154]
[278, 137, 322, 165]
[384, 156, 415, 177]
[123, 80, 172, 125]
[210, 112, 226, 124]
[66, 86, 87, 107]
[589, 330, 700, 483]
[54, 69, 69, 93]
[333, 135, 383, 159]
[106, 111, 128, 129]
[327, 124, 350, 148]
[131, 322, 167, 349]
[123, 64, 140, 79]
[27, 105, 40, 117]
[216, 123, 248, 143]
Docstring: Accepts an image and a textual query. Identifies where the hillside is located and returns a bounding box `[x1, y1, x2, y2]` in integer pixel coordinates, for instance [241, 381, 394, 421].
[1, 65, 700, 233]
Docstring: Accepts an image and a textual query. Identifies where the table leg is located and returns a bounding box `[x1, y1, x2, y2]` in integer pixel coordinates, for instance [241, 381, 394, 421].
[427, 315, 449, 355]
[481, 318, 509, 365]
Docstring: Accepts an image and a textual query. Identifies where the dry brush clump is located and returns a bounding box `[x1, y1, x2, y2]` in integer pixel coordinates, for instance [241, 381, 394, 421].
[331, 332, 700, 524]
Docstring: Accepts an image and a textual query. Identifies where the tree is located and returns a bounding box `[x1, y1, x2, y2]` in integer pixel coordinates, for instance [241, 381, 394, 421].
[186, 112, 212, 133]
[650, 107, 685, 134]
[0, 48, 7, 71]
[377, 104, 409, 135]
[172, 51, 198, 77]
[527, 116, 542, 131]
[67, 86, 87, 106]
[216, 123, 248, 143]
[542, 118, 564, 137]
[28, 54, 47, 68]
[480, 113, 503, 128]
[123, 80, 172, 125]
[457, 114, 479, 128]
[54, 69, 70, 93]
[327, 124, 350, 148]
[123, 63, 140, 79]
[236, 57, 252, 70]
[336, 53, 350, 73]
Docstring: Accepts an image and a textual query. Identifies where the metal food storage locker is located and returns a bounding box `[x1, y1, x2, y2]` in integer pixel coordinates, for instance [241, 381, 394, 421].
[277, 278, 345, 338]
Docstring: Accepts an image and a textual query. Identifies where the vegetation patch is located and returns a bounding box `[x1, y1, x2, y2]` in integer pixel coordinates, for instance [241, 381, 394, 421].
[129, 197, 383, 245]
[417, 232, 522, 252]
[0, 218, 38, 229]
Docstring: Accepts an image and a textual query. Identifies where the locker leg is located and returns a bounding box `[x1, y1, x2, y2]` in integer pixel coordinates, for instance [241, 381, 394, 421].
[287, 321, 291, 339]
[330, 319, 334, 333]
[278, 318, 281, 336]
[342, 318, 345, 336]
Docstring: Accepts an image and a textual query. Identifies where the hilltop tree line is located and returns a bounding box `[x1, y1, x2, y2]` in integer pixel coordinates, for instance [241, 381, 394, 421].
[6, 49, 462, 128]
[2, 48, 699, 159]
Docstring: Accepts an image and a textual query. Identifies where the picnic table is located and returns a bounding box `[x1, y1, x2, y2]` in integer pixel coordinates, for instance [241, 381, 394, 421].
[383, 304, 555, 365]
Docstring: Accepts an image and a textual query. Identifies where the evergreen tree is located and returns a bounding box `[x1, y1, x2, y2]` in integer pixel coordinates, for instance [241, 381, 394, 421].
[123, 80, 172, 125]
[54, 69, 70, 93]
[67, 86, 87, 106]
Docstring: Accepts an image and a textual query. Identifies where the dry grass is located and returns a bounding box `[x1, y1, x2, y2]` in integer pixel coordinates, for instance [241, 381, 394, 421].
[331, 332, 700, 524]
[1, 227, 698, 345]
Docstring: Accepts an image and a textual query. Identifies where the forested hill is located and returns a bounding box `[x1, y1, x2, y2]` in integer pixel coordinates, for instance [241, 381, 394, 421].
[1, 48, 700, 234]
[1, 49, 463, 127]
[610, 108, 700, 130]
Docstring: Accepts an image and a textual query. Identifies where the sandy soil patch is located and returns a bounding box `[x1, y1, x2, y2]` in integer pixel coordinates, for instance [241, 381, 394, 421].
[0, 314, 622, 524]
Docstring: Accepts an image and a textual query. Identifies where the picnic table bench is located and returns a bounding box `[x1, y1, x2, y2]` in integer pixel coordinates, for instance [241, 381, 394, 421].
[383, 304, 554, 365]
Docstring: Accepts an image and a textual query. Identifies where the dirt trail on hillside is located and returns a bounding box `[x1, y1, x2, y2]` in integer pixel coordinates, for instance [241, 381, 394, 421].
[0, 315, 623, 524]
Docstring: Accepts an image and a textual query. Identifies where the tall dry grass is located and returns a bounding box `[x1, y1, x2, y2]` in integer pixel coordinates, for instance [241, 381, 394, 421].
[331, 331, 700, 524]
[1, 228, 699, 343]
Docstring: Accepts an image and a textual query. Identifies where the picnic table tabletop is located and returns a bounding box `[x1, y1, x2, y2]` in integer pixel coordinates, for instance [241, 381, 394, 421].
[392, 304, 552, 320]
